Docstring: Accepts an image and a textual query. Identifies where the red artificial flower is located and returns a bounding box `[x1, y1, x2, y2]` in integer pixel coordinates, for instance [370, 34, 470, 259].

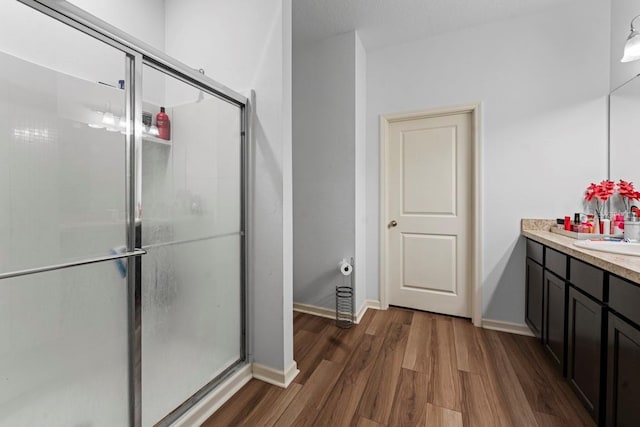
[595, 180, 615, 202]
[618, 180, 639, 200]
[585, 180, 615, 202]
[585, 183, 598, 202]
[585, 180, 615, 217]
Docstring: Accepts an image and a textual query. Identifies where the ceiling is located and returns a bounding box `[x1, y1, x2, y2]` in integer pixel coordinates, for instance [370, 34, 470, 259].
[293, 0, 575, 51]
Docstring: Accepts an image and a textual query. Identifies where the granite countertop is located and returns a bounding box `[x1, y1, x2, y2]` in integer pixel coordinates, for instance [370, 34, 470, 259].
[521, 219, 640, 284]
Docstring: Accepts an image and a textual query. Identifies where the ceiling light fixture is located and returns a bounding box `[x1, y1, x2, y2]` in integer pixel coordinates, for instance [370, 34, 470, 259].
[621, 14, 640, 63]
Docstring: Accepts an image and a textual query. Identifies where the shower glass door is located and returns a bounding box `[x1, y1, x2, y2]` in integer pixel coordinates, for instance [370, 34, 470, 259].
[140, 64, 244, 426]
[2, 1, 247, 425]
[0, 1, 132, 425]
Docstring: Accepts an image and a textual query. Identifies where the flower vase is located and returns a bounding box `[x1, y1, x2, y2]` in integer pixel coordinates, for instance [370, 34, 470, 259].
[601, 215, 611, 236]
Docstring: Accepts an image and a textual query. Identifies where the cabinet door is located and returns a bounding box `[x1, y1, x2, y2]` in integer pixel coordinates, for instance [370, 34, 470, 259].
[567, 286, 603, 423]
[526, 257, 544, 339]
[607, 313, 640, 427]
[544, 270, 566, 373]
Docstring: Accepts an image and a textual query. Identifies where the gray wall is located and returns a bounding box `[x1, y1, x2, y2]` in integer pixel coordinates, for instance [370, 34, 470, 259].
[366, 0, 610, 323]
[354, 32, 368, 312]
[293, 32, 357, 309]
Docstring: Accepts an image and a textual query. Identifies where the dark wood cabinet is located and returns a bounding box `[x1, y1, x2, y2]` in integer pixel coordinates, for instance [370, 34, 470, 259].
[524, 237, 640, 425]
[543, 270, 566, 372]
[526, 257, 544, 339]
[607, 313, 640, 427]
[567, 286, 604, 423]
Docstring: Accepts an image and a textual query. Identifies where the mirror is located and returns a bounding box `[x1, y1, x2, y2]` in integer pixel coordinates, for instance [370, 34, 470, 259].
[610, 74, 640, 189]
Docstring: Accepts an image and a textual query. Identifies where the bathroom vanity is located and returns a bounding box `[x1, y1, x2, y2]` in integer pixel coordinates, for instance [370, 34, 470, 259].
[522, 220, 640, 427]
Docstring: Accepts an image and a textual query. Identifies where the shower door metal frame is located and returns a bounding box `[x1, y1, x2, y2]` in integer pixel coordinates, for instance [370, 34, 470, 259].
[15, 1, 251, 426]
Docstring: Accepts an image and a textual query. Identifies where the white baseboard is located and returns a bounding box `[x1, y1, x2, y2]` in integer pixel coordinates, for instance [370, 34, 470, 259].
[252, 360, 299, 388]
[355, 299, 381, 323]
[293, 300, 381, 324]
[172, 364, 252, 426]
[482, 318, 535, 337]
[293, 302, 335, 320]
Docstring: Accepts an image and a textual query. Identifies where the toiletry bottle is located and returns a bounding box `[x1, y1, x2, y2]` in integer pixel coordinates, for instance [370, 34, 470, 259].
[614, 214, 625, 235]
[156, 107, 171, 140]
[586, 214, 595, 234]
[572, 213, 581, 232]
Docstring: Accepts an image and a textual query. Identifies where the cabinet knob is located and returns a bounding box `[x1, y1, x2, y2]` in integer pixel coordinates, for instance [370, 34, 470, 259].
[389, 220, 398, 228]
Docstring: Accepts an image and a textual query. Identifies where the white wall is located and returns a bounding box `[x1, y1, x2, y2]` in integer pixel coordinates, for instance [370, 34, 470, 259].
[292, 31, 367, 312]
[0, 1, 128, 86]
[68, 0, 167, 106]
[366, 0, 610, 323]
[610, 0, 640, 90]
[164, 0, 293, 372]
[1, 1, 167, 108]
[68, 0, 165, 52]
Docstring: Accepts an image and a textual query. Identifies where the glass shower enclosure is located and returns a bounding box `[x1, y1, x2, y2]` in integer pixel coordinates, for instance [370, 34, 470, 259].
[0, 1, 248, 426]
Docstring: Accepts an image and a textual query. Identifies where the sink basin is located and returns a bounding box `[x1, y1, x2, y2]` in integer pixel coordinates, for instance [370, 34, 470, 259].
[573, 240, 640, 257]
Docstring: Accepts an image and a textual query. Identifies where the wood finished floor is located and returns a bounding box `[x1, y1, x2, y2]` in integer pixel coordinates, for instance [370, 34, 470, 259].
[203, 307, 595, 427]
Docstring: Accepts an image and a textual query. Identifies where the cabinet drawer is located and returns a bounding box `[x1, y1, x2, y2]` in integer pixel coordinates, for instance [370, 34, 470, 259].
[527, 239, 543, 265]
[569, 259, 605, 301]
[609, 275, 640, 326]
[546, 248, 567, 279]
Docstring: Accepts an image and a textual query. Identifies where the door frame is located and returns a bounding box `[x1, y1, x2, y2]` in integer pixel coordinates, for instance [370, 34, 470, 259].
[379, 103, 482, 326]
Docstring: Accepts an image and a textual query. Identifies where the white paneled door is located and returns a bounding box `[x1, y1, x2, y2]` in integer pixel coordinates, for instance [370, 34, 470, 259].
[385, 111, 472, 317]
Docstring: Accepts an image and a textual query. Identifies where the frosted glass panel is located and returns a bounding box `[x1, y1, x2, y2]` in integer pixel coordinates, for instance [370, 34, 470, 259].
[141, 236, 242, 426]
[0, 262, 129, 426]
[0, 5, 127, 274]
[141, 65, 243, 425]
[140, 65, 242, 246]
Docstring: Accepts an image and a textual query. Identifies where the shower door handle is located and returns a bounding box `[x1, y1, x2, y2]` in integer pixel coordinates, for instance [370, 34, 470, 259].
[0, 248, 147, 281]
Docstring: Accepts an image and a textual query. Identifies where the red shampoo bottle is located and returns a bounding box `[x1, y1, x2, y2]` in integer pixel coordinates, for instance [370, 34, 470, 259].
[156, 106, 170, 140]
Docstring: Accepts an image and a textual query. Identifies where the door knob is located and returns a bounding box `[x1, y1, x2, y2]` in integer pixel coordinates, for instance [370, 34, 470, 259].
[389, 220, 398, 227]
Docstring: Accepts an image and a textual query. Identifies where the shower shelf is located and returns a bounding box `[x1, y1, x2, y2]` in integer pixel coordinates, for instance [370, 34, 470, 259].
[142, 135, 172, 145]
